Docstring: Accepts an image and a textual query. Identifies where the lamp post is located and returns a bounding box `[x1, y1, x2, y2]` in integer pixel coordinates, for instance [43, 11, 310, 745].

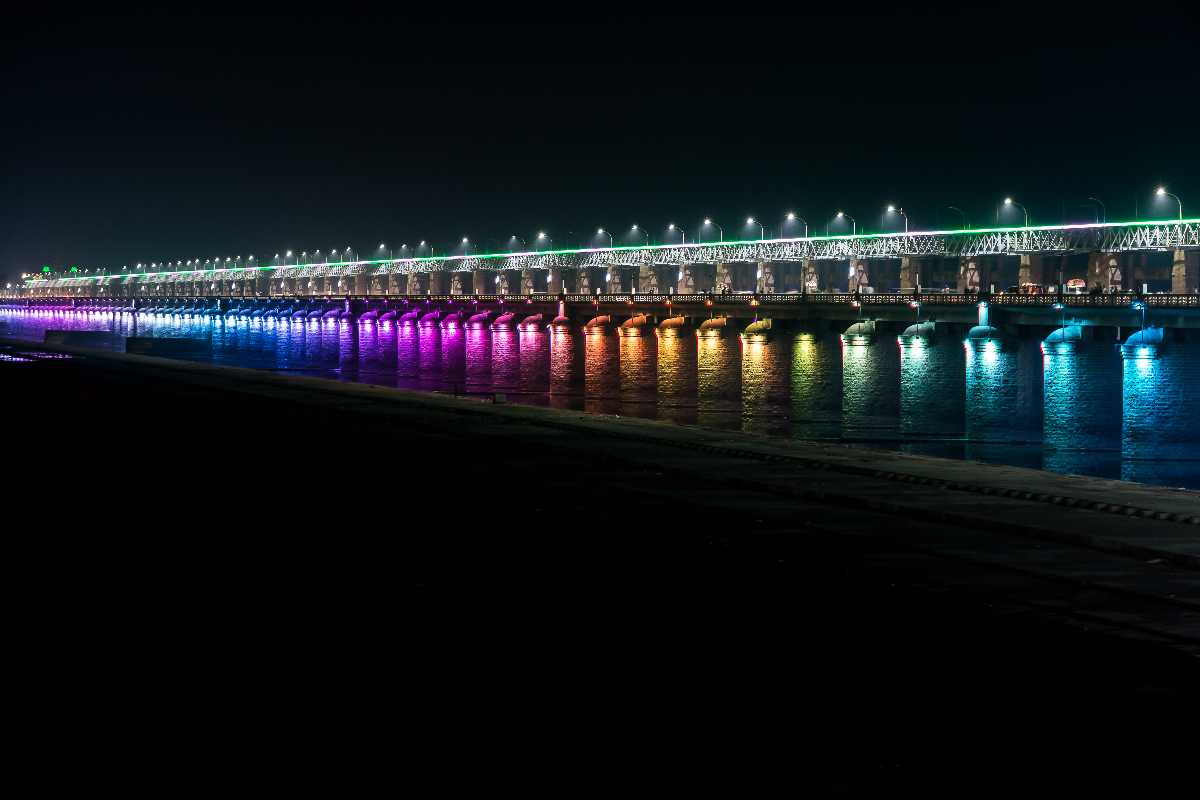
[1155, 186, 1183, 219]
[510, 235, 527, 251]
[1052, 302, 1066, 332]
[667, 223, 687, 244]
[1003, 197, 1029, 227]
[596, 228, 613, 248]
[745, 217, 766, 240]
[833, 211, 857, 236]
[379, 243, 392, 259]
[1131, 300, 1146, 331]
[887, 205, 909, 233]
[1085, 197, 1106, 224]
[537, 231, 552, 249]
[783, 212, 808, 238]
[702, 218, 723, 242]
[630, 224, 649, 246]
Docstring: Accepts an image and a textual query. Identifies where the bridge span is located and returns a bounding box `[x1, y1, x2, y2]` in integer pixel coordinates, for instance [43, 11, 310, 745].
[12, 218, 1200, 300]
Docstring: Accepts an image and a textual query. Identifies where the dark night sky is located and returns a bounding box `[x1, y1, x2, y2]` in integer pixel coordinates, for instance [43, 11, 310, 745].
[2, 11, 1196, 282]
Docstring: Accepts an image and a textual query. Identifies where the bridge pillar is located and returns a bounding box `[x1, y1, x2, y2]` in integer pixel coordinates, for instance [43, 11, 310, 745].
[756, 261, 777, 293]
[1172, 249, 1199, 294]
[406, 273, 429, 294]
[899, 256, 920, 291]
[449, 272, 465, 295]
[605, 264, 624, 293]
[1089, 253, 1123, 291]
[676, 263, 695, 294]
[353, 273, 369, 295]
[1018, 254, 1044, 289]
[801, 259, 819, 292]
[520, 269, 536, 294]
[497, 271, 513, 294]
[638, 265, 659, 293]
[714, 262, 733, 294]
[576, 268, 594, 294]
[958, 258, 982, 293]
[848, 259, 869, 293]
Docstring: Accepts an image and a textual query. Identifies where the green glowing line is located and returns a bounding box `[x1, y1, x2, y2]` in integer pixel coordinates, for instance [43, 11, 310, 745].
[21, 217, 1200, 285]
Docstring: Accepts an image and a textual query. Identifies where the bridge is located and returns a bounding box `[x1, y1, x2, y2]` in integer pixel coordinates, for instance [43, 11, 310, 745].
[11, 218, 1200, 300]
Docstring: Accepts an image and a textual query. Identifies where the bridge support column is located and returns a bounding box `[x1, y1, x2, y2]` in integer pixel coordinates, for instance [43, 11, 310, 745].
[407, 273, 429, 294]
[497, 271, 513, 295]
[1089, 253, 1123, 291]
[899, 256, 920, 291]
[756, 261, 776, 293]
[352, 273, 369, 295]
[958, 258, 982, 293]
[605, 264, 624, 293]
[576, 268, 594, 294]
[681, 262, 705, 293]
[1018, 254, 1044, 289]
[848, 259, 869, 293]
[801, 259, 819, 292]
[520, 269, 536, 295]
[1172, 249, 1198, 294]
[638, 265, 659, 293]
[547, 267, 566, 293]
[449, 272, 465, 295]
[714, 262, 733, 294]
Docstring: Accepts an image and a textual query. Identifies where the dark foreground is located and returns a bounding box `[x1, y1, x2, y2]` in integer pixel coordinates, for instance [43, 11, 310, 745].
[4, 338, 1197, 791]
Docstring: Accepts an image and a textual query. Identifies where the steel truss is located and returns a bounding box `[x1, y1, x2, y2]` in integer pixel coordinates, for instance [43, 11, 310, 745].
[23, 221, 1200, 291]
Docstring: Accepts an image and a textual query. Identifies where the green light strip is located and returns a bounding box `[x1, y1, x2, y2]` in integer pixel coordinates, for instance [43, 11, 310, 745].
[23, 217, 1200, 284]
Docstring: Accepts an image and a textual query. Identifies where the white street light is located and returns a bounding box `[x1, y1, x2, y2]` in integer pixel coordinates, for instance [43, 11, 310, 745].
[834, 211, 857, 236]
[784, 212, 809, 238]
[887, 205, 909, 233]
[702, 218, 723, 242]
[1003, 197, 1029, 227]
[667, 223, 687, 244]
[1156, 186, 1183, 219]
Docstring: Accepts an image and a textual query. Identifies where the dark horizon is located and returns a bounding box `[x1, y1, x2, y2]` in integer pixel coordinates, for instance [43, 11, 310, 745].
[3, 11, 1196, 280]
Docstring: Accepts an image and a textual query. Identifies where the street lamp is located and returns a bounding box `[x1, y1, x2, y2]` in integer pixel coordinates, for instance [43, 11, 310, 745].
[596, 228, 613, 248]
[1003, 197, 1029, 227]
[745, 217, 766, 240]
[510, 235, 527, 251]
[833, 211, 857, 236]
[630, 224, 649, 245]
[886, 205, 909, 233]
[667, 223, 687, 244]
[702, 218, 723, 242]
[537, 231, 552, 249]
[1155, 186, 1183, 219]
[1086, 197, 1106, 223]
[379, 243, 392, 259]
[783, 212, 809, 238]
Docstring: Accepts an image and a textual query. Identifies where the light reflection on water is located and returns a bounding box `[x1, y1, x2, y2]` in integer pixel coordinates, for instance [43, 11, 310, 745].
[3, 308, 1197, 489]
